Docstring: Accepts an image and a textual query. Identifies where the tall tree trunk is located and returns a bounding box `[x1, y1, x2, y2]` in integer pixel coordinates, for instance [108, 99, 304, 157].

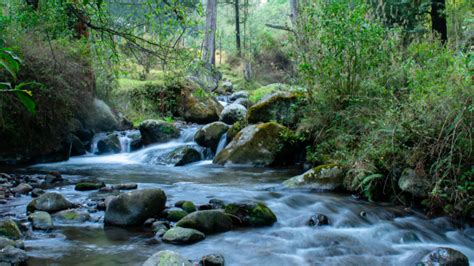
[202, 0, 217, 65]
[289, 0, 298, 27]
[431, 0, 447, 43]
[234, 0, 241, 57]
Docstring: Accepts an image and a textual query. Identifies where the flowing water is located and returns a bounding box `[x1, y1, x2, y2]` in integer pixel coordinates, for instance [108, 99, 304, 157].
[1, 126, 473, 265]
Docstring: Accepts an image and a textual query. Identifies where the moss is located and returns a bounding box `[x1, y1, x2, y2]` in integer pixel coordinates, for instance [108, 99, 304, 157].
[62, 212, 78, 220]
[167, 210, 188, 222]
[181, 201, 197, 213]
[250, 203, 277, 226]
[247, 92, 299, 127]
[249, 83, 290, 102]
[0, 219, 22, 240]
[224, 202, 276, 227]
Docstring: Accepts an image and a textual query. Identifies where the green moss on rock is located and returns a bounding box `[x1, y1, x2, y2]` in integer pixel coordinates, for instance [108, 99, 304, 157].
[224, 202, 277, 227]
[0, 219, 22, 240]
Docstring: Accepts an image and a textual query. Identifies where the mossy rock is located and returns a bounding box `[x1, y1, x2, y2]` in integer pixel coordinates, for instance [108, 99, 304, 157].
[219, 103, 247, 125]
[194, 122, 229, 152]
[283, 164, 345, 191]
[75, 182, 105, 191]
[97, 134, 121, 154]
[224, 202, 277, 227]
[167, 210, 189, 222]
[181, 201, 197, 213]
[53, 209, 91, 224]
[398, 168, 432, 197]
[28, 211, 54, 230]
[247, 91, 300, 127]
[138, 120, 180, 146]
[162, 227, 205, 245]
[176, 210, 233, 234]
[143, 250, 193, 266]
[226, 120, 248, 143]
[0, 219, 22, 240]
[164, 146, 202, 166]
[213, 122, 296, 167]
[27, 192, 76, 214]
[177, 83, 224, 124]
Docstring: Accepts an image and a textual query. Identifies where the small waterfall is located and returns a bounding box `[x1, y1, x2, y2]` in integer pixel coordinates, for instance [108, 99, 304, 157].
[215, 133, 227, 155]
[118, 133, 133, 153]
[89, 130, 139, 154]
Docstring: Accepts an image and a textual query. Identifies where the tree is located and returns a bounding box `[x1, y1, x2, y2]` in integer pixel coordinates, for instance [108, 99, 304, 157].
[289, 0, 298, 27]
[431, 0, 447, 43]
[202, 0, 217, 65]
[234, 0, 241, 57]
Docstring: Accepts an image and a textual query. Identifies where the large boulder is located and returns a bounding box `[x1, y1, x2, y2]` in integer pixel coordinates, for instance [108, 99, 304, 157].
[27, 192, 76, 213]
[194, 122, 229, 152]
[418, 247, 469, 266]
[187, 62, 222, 92]
[398, 168, 432, 197]
[70, 135, 86, 156]
[283, 164, 345, 191]
[28, 211, 54, 230]
[224, 202, 277, 227]
[178, 86, 224, 124]
[0, 246, 28, 265]
[84, 98, 119, 132]
[143, 250, 192, 266]
[162, 227, 205, 245]
[219, 103, 247, 125]
[97, 134, 121, 154]
[0, 219, 22, 240]
[247, 92, 300, 127]
[176, 210, 233, 234]
[213, 122, 297, 167]
[163, 146, 201, 166]
[104, 188, 167, 227]
[138, 120, 180, 146]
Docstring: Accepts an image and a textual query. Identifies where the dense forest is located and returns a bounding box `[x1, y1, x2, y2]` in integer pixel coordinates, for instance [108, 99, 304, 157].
[0, 0, 473, 265]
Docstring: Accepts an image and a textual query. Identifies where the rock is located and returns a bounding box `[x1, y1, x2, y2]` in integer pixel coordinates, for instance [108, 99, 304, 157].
[229, 91, 249, 102]
[0, 237, 15, 249]
[28, 211, 53, 230]
[194, 122, 230, 152]
[176, 210, 233, 234]
[398, 168, 432, 197]
[104, 188, 167, 227]
[167, 210, 188, 222]
[200, 254, 225, 266]
[152, 221, 170, 237]
[198, 204, 213, 211]
[181, 201, 197, 213]
[226, 120, 247, 143]
[233, 97, 253, 108]
[221, 80, 234, 93]
[27, 192, 76, 213]
[11, 183, 32, 195]
[97, 134, 121, 154]
[178, 86, 224, 124]
[31, 188, 45, 198]
[213, 122, 297, 167]
[130, 138, 143, 152]
[164, 146, 201, 166]
[42, 173, 64, 187]
[283, 164, 345, 191]
[219, 103, 247, 125]
[224, 202, 277, 227]
[142, 250, 192, 266]
[111, 183, 138, 190]
[75, 129, 94, 142]
[0, 219, 21, 240]
[209, 199, 226, 209]
[247, 92, 300, 127]
[187, 62, 222, 92]
[138, 120, 180, 146]
[84, 98, 119, 132]
[70, 135, 86, 156]
[0, 246, 28, 265]
[418, 247, 469, 266]
[308, 214, 329, 227]
[162, 227, 205, 245]
[75, 182, 105, 191]
[53, 209, 91, 224]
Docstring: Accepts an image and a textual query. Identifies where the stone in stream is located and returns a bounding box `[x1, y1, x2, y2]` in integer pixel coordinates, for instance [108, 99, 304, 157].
[283, 164, 345, 192]
[27, 192, 76, 214]
[111, 183, 138, 190]
[247, 91, 300, 127]
[209, 199, 226, 209]
[418, 247, 469, 266]
[28, 211, 54, 230]
[219, 103, 247, 125]
[11, 183, 33, 195]
[0, 219, 22, 240]
[398, 168, 432, 197]
[307, 214, 329, 227]
[138, 120, 180, 146]
[97, 134, 121, 154]
[162, 227, 205, 245]
[166, 210, 188, 222]
[152, 221, 170, 237]
[224, 202, 277, 227]
[213, 122, 299, 167]
[164, 146, 201, 166]
[178, 85, 224, 124]
[53, 209, 91, 224]
[0, 237, 16, 249]
[199, 253, 225, 266]
[229, 91, 249, 102]
[0, 246, 28, 265]
[70, 135, 86, 156]
[175, 210, 233, 234]
[181, 201, 197, 213]
[75, 181, 106, 191]
[194, 122, 230, 152]
[142, 250, 192, 266]
[104, 188, 166, 227]
[233, 97, 253, 108]
[31, 188, 45, 198]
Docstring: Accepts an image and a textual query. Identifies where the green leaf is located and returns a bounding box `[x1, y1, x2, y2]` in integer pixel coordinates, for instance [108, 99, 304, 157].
[13, 90, 36, 114]
[0, 52, 20, 79]
[0, 82, 12, 90]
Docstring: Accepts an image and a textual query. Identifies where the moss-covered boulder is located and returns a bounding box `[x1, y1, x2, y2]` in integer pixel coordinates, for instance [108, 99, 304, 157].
[194, 122, 229, 152]
[0, 219, 22, 240]
[224, 202, 277, 227]
[247, 92, 300, 127]
[28, 211, 54, 230]
[143, 250, 192, 266]
[75, 181, 106, 191]
[226, 120, 248, 143]
[219, 103, 247, 125]
[27, 192, 76, 214]
[166, 210, 189, 222]
[176, 210, 233, 234]
[181, 201, 197, 213]
[187, 62, 222, 92]
[53, 209, 91, 224]
[213, 122, 296, 167]
[164, 146, 201, 166]
[162, 227, 205, 245]
[178, 86, 224, 124]
[138, 120, 180, 146]
[104, 188, 166, 227]
[283, 164, 345, 191]
[97, 134, 121, 154]
[398, 168, 432, 197]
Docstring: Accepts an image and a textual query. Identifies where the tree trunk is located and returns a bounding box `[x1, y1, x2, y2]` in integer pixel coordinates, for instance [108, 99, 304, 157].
[202, 0, 218, 65]
[289, 0, 298, 27]
[431, 0, 447, 43]
[234, 0, 241, 57]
